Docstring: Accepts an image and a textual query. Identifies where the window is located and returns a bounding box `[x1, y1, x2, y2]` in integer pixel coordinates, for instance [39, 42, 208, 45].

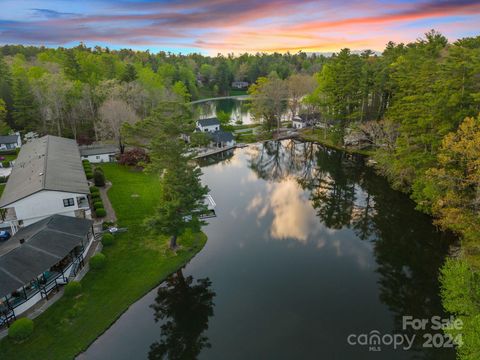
[96, 155, 100, 159]
[63, 198, 75, 207]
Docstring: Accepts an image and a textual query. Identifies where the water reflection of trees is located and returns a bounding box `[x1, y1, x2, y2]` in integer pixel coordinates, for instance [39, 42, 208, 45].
[248, 140, 454, 359]
[149, 270, 216, 360]
[196, 149, 235, 167]
[248, 140, 317, 183]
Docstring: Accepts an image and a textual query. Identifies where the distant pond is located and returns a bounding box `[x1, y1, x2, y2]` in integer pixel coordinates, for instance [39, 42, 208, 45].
[81, 140, 455, 360]
[193, 97, 291, 125]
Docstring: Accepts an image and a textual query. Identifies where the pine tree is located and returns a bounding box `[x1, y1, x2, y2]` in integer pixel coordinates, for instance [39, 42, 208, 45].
[11, 73, 37, 130]
[121, 63, 137, 82]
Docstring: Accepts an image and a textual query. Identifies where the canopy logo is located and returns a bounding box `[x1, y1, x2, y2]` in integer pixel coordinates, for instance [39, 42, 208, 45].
[347, 316, 463, 352]
[347, 330, 415, 352]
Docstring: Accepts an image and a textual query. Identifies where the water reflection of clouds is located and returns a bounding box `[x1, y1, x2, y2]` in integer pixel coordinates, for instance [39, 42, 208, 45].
[245, 176, 374, 269]
[247, 177, 322, 243]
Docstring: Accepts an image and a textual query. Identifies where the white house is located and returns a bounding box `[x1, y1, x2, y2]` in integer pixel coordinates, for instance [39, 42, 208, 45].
[0, 133, 21, 150]
[0, 215, 95, 325]
[79, 144, 118, 163]
[0, 135, 91, 232]
[209, 131, 236, 148]
[292, 115, 308, 129]
[197, 118, 220, 132]
[231, 81, 249, 89]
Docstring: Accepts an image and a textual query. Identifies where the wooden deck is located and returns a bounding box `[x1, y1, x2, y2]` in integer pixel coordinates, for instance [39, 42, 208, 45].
[193, 144, 246, 159]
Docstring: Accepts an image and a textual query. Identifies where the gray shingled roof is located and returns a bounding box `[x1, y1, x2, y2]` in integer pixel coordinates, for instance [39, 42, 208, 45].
[0, 214, 93, 297]
[0, 135, 19, 145]
[197, 117, 220, 127]
[0, 135, 89, 207]
[79, 144, 118, 156]
[209, 130, 234, 143]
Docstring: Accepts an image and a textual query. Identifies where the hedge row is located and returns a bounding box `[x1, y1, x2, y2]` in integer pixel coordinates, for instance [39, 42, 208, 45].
[83, 160, 93, 179]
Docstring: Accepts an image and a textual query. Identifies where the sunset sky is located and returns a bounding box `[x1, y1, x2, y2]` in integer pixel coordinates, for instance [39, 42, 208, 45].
[1, 0, 479, 54]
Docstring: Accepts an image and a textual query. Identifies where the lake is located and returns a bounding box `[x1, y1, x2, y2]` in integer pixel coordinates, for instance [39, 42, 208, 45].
[193, 97, 291, 125]
[81, 140, 455, 360]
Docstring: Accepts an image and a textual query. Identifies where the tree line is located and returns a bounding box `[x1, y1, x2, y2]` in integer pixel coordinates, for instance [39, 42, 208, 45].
[0, 44, 327, 143]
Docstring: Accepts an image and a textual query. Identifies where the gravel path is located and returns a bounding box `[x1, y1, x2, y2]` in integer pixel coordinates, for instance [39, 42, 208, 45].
[98, 181, 117, 223]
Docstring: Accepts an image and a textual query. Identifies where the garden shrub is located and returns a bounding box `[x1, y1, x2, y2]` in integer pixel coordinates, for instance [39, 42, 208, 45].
[2, 160, 9, 168]
[102, 221, 115, 230]
[95, 208, 106, 217]
[93, 201, 104, 209]
[102, 233, 114, 246]
[118, 147, 149, 166]
[8, 318, 34, 342]
[93, 168, 105, 187]
[89, 186, 99, 194]
[90, 253, 106, 270]
[64, 281, 82, 297]
[85, 171, 93, 179]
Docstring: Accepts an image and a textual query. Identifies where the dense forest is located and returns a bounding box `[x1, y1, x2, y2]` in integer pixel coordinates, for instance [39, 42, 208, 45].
[0, 30, 479, 359]
[0, 44, 326, 142]
[305, 31, 480, 359]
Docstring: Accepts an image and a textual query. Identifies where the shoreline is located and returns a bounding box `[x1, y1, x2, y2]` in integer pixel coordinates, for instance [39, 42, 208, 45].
[0, 165, 208, 360]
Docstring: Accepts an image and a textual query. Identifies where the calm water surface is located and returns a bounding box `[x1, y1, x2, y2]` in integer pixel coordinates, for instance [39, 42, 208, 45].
[81, 140, 455, 360]
[194, 97, 291, 125]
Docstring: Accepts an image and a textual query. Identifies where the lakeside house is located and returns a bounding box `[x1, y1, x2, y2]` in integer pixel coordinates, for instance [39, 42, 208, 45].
[79, 144, 119, 163]
[231, 81, 249, 89]
[195, 117, 236, 148]
[209, 130, 236, 148]
[0, 135, 91, 232]
[197, 118, 220, 132]
[292, 115, 308, 129]
[0, 133, 22, 151]
[0, 214, 94, 325]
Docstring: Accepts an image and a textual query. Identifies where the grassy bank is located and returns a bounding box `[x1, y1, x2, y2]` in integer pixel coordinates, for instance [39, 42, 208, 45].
[0, 164, 207, 359]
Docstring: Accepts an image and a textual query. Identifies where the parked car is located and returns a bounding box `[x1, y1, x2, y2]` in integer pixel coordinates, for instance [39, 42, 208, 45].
[0, 230, 11, 241]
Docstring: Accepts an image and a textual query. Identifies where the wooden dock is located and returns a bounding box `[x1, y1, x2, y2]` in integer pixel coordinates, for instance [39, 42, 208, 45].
[193, 144, 244, 159]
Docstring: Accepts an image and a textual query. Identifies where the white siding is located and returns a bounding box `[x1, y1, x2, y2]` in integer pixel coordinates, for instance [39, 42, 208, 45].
[81, 153, 116, 163]
[292, 120, 307, 129]
[9, 190, 91, 226]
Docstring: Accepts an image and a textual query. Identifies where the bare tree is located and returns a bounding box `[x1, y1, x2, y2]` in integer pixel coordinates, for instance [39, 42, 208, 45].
[287, 74, 316, 119]
[249, 74, 288, 132]
[98, 98, 138, 153]
[32, 73, 73, 136]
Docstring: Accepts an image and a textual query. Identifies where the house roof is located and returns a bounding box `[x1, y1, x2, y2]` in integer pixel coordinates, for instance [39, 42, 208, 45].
[293, 116, 307, 123]
[79, 144, 118, 156]
[209, 130, 235, 143]
[0, 215, 93, 297]
[0, 135, 89, 207]
[0, 135, 19, 145]
[197, 117, 220, 127]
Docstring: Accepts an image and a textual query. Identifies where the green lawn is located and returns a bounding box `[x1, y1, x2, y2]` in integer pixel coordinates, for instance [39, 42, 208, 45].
[0, 164, 207, 359]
